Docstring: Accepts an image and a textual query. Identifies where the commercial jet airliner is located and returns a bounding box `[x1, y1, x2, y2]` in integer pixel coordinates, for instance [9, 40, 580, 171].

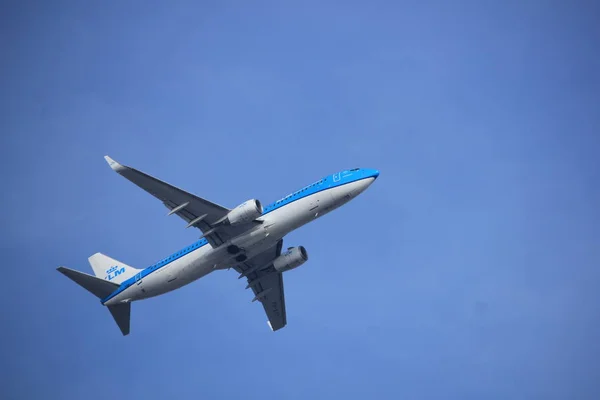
[58, 156, 379, 335]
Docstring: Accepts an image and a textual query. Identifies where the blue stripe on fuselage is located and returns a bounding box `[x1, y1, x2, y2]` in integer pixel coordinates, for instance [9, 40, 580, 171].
[101, 238, 209, 304]
[261, 168, 371, 215]
[101, 168, 373, 304]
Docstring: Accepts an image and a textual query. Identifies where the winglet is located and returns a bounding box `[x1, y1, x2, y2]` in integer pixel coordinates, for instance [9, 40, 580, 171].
[104, 155, 126, 172]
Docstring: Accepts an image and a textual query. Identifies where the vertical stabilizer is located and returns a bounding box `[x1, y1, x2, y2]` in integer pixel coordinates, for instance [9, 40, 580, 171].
[88, 253, 141, 284]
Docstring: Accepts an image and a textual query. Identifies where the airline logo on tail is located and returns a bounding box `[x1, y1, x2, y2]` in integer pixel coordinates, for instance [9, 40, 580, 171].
[106, 265, 126, 281]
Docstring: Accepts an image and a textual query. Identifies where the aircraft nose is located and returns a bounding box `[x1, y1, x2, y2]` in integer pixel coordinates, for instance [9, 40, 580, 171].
[364, 169, 379, 180]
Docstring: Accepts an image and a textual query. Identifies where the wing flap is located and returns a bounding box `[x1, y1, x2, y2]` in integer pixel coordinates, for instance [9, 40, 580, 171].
[235, 240, 287, 331]
[253, 272, 287, 331]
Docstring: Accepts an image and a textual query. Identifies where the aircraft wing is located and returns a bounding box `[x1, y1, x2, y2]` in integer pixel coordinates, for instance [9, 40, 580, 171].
[104, 156, 257, 248]
[235, 240, 287, 331]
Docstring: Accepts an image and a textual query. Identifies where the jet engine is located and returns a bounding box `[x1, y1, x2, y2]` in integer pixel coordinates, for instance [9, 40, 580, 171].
[273, 246, 308, 273]
[227, 199, 263, 225]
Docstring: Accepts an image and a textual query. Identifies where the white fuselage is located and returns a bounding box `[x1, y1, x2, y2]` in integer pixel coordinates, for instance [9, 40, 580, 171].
[104, 177, 374, 306]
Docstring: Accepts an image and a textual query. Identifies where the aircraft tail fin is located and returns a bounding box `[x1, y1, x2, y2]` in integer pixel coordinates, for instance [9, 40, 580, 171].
[88, 253, 141, 284]
[57, 266, 132, 336]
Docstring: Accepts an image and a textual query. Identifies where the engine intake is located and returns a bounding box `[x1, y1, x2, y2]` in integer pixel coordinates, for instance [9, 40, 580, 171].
[227, 199, 263, 225]
[273, 246, 308, 273]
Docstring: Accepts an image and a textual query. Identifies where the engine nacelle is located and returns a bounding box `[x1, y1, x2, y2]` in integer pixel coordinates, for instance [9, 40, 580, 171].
[273, 246, 308, 273]
[227, 199, 263, 225]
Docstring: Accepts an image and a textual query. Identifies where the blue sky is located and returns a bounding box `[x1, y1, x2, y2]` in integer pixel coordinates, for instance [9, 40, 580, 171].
[2, 1, 599, 399]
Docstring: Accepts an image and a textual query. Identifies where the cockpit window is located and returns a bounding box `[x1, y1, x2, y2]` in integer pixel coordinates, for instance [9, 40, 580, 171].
[350, 168, 359, 171]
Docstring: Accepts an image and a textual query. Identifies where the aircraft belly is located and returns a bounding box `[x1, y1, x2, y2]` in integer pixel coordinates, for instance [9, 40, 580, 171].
[265, 190, 336, 233]
[312, 188, 336, 216]
[185, 256, 217, 281]
[134, 246, 214, 299]
[328, 178, 369, 206]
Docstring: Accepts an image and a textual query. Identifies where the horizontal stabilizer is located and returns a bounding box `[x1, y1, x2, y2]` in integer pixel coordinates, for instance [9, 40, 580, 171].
[57, 267, 119, 299]
[108, 303, 131, 336]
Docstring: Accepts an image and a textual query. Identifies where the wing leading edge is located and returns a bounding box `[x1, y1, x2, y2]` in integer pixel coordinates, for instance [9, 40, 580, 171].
[104, 156, 258, 247]
[235, 240, 287, 331]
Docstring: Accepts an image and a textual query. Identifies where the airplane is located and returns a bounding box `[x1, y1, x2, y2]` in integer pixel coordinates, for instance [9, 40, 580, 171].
[57, 156, 379, 335]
